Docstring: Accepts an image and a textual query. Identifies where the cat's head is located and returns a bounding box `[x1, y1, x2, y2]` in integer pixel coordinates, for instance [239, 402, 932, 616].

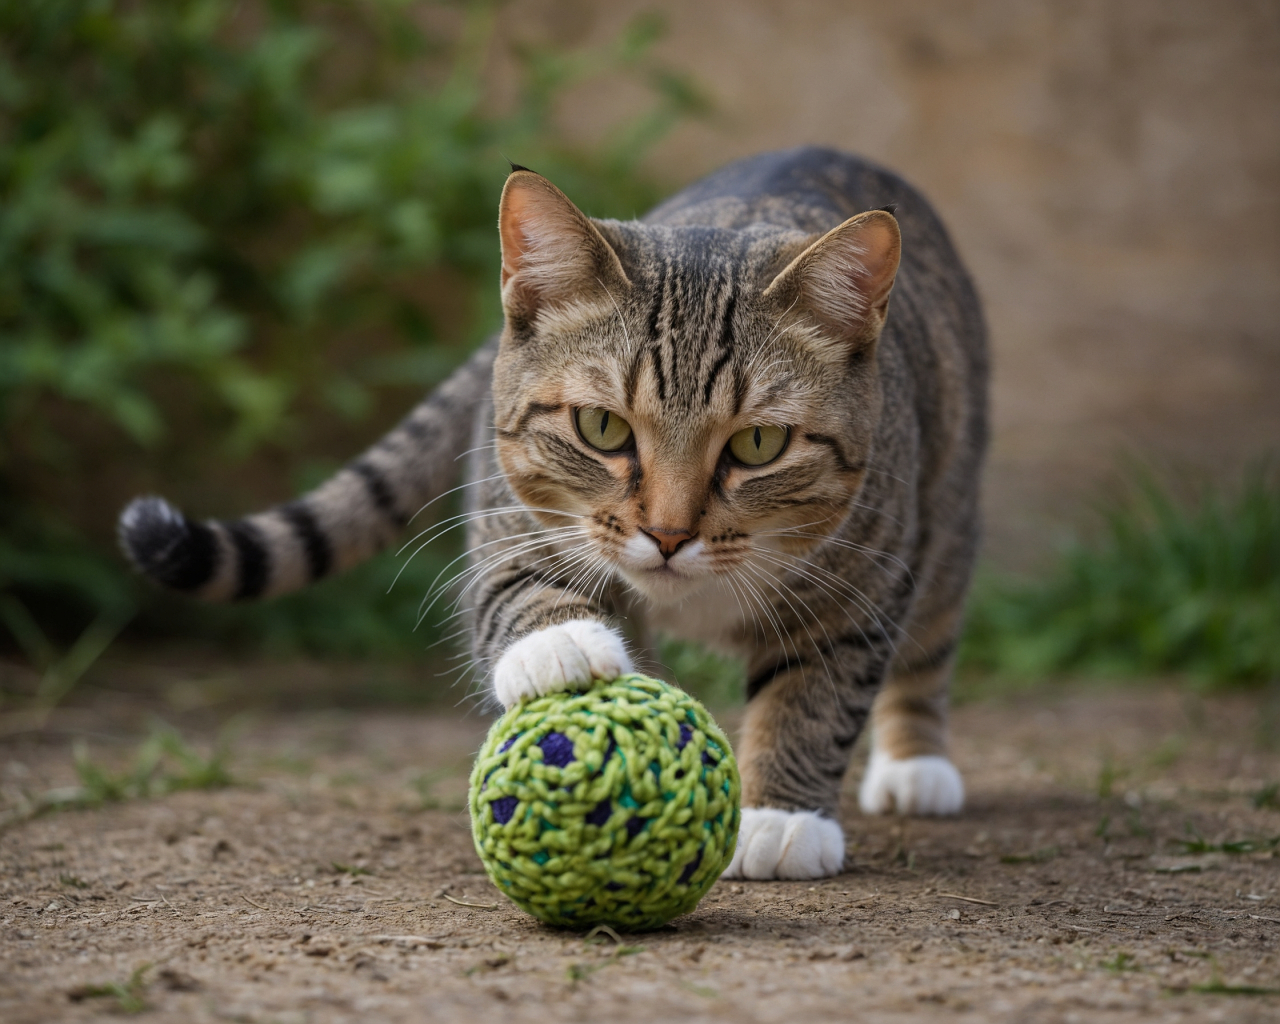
[490, 169, 900, 605]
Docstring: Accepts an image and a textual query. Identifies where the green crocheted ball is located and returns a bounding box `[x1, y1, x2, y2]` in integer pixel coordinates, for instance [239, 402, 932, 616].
[469, 674, 741, 931]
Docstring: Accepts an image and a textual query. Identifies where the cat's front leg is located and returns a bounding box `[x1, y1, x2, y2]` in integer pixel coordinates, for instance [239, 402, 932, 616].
[491, 618, 633, 709]
[465, 499, 634, 708]
[723, 654, 884, 880]
[858, 608, 966, 816]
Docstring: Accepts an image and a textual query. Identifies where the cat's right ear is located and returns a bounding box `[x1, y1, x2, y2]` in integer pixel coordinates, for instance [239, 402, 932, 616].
[498, 170, 629, 327]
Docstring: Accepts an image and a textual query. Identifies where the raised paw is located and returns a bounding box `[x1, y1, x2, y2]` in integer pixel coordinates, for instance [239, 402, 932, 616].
[858, 750, 964, 816]
[492, 619, 634, 709]
[722, 807, 845, 880]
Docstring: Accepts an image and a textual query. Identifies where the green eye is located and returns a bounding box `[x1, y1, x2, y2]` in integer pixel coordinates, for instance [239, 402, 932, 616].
[728, 424, 789, 466]
[576, 407, 633, 452]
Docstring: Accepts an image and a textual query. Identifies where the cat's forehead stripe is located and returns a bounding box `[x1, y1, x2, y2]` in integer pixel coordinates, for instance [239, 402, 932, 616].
[633, 242, 747, 412]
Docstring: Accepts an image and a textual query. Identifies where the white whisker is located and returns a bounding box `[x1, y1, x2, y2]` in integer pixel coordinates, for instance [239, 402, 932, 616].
[404, 473, 507, 528]
[415, 530, 586, 627]
[411, 525, 584, 619]
[740, 559, 839, 703]
[751, 548, 899, 648]
[453, 441, 501, 464]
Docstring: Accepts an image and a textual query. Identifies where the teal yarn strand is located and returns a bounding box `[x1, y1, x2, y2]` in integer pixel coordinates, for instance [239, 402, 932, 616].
[469, 674, 741, 930]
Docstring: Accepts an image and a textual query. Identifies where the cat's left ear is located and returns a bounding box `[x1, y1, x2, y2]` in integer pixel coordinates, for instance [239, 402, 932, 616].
[762, 209, 901, 350]
[498, 169, 630, 327]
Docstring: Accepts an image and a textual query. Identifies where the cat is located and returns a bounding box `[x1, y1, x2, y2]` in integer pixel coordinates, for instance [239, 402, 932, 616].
[118, 146, 987, 881]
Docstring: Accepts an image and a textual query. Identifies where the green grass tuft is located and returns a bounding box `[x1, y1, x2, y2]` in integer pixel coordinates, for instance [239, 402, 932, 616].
[68, 964, 151, 1014]
[1170, 822, 1279, 855]
[2, 721, 235, 832]
[1183, 979, 1280, 996]
[1101, 951, 1140, 974]
[999, 845, 1059, 864]
[1253, 782, 1280, 810]
[961, 467, 1280, 688]
[69, 722, 235, 807]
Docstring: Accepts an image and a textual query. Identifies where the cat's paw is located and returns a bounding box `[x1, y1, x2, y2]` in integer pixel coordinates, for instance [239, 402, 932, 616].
[858, 750, 965, 816]
[492, 619, 633, 709]
[723, 808, 845, 880]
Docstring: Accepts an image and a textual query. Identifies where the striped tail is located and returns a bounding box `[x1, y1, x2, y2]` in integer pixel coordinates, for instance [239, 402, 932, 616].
[118, 340, 497, 601]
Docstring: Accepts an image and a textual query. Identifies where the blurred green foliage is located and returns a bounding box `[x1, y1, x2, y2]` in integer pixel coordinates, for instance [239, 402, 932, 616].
[0, 0, 701, 664]
[961, 467, 1280, 688]
[659, 636, 743, 709]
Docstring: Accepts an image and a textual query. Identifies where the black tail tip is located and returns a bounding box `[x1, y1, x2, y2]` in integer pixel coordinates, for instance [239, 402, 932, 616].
[118, 496, 218, 592]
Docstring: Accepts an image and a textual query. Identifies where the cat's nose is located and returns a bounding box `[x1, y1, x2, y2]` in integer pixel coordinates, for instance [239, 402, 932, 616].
[640, 527, 696, 560]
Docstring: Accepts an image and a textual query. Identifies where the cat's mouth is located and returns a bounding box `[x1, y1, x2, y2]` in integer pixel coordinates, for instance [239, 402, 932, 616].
[612, 538, 715, 604]
[617, 564, 702, 605]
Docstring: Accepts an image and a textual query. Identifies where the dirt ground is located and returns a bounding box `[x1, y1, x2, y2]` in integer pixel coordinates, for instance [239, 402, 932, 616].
[2, 680, 1279, 1023]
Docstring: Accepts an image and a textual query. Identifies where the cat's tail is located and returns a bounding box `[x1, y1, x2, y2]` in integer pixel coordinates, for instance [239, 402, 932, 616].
[117, 340, 498, 601]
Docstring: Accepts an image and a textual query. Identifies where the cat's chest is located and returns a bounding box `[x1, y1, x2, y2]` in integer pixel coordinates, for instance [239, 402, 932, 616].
[643, 577, 755, 656]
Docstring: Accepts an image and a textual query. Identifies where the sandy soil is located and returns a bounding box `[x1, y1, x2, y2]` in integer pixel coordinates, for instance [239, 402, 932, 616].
[2, 682, 1279, 1023]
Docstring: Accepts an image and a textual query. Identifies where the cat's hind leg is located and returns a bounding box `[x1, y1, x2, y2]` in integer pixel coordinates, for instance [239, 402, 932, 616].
[858, 606, 964, 816]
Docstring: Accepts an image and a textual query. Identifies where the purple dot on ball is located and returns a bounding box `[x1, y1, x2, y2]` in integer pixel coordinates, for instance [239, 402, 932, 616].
[586, 799, 612, 826]
[539, 731, 575, 768]
[604, 881, 624, 892]
[677, 723, 692, 750]
[678, 846, 704, 885]
[626, 815, 646, 838]
[491, 795, 518, 824]
[498, 735, 518, 753]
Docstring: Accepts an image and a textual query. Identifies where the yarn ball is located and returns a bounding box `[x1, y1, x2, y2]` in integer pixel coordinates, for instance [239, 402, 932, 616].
[469, 674, 741, 931]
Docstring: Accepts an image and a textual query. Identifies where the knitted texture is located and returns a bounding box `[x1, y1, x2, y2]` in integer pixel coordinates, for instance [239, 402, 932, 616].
[469, 674, 741, 930]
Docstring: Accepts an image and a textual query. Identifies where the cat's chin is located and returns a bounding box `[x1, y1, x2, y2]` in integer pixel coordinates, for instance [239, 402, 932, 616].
[616, 564, 708, 606]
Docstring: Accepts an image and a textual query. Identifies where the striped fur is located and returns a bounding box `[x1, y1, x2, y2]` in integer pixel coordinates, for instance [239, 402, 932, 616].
[118, 343, 496, 600]
[119, 147, 987, 827]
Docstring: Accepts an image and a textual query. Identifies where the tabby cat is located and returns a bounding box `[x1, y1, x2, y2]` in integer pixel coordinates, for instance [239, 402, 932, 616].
[119, 147, 987, 880]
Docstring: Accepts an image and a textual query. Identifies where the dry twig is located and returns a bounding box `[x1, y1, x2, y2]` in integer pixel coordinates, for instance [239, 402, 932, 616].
[443, 894, 497, 909]
[585, 924, 624, 944]
[935, 892, 997, 907]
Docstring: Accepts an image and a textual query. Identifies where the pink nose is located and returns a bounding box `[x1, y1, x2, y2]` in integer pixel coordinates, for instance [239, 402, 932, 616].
[640, 527, 696, 560]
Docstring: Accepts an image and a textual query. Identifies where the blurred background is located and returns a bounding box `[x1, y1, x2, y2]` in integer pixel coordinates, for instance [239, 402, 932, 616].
[1, 0, 1277, 719]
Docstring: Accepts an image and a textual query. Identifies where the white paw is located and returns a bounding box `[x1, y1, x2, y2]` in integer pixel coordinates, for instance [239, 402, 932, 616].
[492, 619, 633, 709]
[858, 750, 965, 815]
[722, 808, 844, 880]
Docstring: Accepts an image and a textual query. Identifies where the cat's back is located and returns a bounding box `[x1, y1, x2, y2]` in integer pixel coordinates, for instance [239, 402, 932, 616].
[645, 147, 956, 263]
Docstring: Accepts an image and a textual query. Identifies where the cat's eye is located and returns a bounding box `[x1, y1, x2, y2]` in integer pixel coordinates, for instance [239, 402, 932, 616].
[576, 407, 634, 452]
[728, 424, 789, 466]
